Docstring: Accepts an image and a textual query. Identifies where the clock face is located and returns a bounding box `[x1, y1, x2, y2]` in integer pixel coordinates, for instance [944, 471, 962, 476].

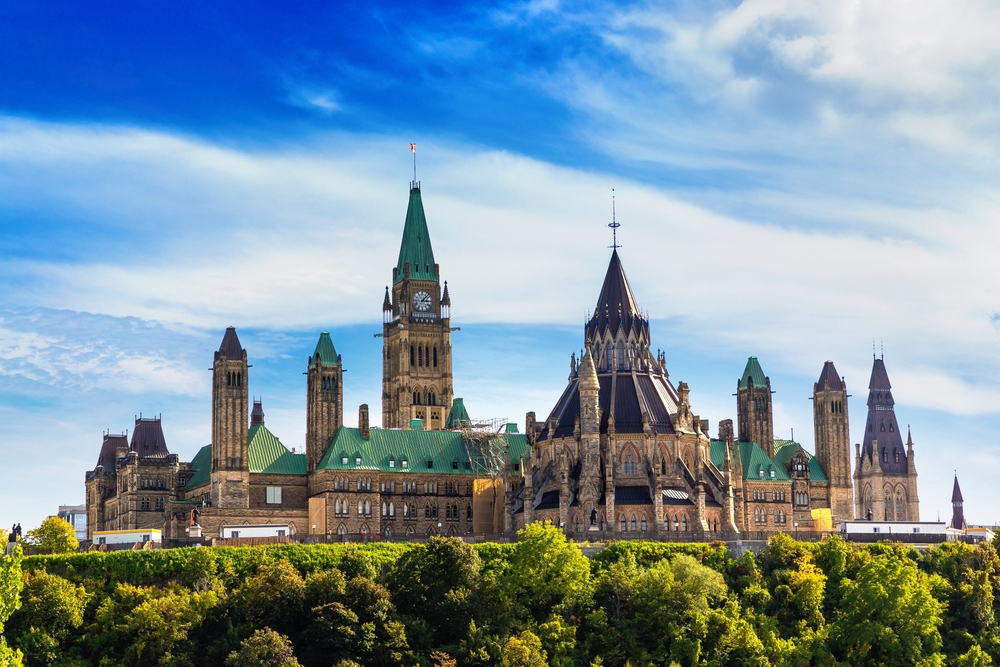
[412, 290, 432, 312]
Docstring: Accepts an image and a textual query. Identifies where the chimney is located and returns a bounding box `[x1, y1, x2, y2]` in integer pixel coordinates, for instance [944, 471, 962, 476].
[718, 419, 734, 446]
[251, 399, 264, 427]
[359, 404, 370, 440]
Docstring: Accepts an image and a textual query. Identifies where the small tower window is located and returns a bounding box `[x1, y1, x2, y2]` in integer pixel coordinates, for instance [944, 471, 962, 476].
[410, 345, 415, 366]
[433, 347, 438, 367]
[418, 346, 423, 367]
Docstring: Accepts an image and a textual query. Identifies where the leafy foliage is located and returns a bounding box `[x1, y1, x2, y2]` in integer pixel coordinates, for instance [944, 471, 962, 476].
[10, 529, 1000, 667]
[24, 518, 78, 555]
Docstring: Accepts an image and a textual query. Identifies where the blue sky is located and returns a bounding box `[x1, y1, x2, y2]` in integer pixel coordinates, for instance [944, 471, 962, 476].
[2, 0, 1000, 528]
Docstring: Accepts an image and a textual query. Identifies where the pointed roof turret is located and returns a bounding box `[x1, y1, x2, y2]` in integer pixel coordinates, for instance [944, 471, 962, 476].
[816, 360, 843, 391]
[251, 399, 264, 427]
[446, 397, 471, 429]
[309, 331, 339, 367]
[216, 326, 244, 361]
[739, 356, 768, 388]
[394, 185, 436, 284]
[382, 286, 392, 312]
[588, 250, 642, 339]
[869, 358, 892, 390]
[952, 474, 964, 503]
[862, 357, 906, 473]
[441, 281, 451, 306]
[579, 346, 600, 393]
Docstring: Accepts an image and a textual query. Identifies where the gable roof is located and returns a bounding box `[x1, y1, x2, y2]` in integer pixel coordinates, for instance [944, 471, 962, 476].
[317, 426, 528, 476]
[185, 444, 212, 490]
[248, 424, 307, 475]
[739, 356, 768, 389]
[772, 439, 828, 482]
[394, 186, 436, 284]
[309, 331, 339, 367]
[709, 439, 790, 482]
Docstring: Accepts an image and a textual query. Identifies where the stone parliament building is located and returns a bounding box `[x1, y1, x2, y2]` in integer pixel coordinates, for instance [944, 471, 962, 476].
[85, 178, 920, 541]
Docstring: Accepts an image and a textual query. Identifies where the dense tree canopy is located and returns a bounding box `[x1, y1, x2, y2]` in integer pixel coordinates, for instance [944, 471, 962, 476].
[4, 525, 1000, 667]
[24, 519, 78, 555]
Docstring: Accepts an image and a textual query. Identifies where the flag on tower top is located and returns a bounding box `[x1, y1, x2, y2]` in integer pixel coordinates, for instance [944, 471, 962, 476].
[410, 143, 416, 153]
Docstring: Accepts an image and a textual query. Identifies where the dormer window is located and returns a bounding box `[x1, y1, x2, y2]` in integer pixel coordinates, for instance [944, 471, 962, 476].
[770, 469, 775, 479]
[426, 460, 433, 469]
[402, 459, 408, 469]
[355, 456, 362, 466]
[389, 458, 396, 469]
[342, 456, 349, 465]
[452, 461, 458, 470]
[758, 467, 764, 479]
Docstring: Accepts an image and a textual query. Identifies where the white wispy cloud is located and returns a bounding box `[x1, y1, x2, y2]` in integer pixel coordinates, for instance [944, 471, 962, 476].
[0, 116, 998, 424]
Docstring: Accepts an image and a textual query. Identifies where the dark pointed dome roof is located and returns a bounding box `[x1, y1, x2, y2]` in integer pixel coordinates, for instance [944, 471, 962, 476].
[587, 250, 644, 339]
[952, 475, 964, 502]
[216, 327, 244, 361]
[862, 357, 906, 474]
[869, 358, 891, 389]
[816, 360, 843, 391]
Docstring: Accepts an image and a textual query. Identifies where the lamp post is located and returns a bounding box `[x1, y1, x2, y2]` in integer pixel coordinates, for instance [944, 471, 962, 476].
[794, 522, 799, 540]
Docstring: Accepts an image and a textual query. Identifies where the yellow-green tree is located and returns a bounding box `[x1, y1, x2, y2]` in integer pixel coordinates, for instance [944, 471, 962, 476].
[0, 545, 25, 667]
[24, 518, 78, 555]
[501, 630, 547, 667]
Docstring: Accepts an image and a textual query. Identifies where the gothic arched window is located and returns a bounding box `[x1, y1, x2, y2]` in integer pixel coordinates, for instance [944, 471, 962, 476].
[673, 515, 679, 531]
[896, 492, 904, 521]
[640, 515, 647, 531]
[681, 515, 688, 531]
[418, 346, 423, 367]
[620, 514, 627, 532]
[433, 347, 438, 367]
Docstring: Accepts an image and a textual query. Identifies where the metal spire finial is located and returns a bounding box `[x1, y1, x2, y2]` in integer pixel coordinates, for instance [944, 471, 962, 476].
[608, 188, 621, 250]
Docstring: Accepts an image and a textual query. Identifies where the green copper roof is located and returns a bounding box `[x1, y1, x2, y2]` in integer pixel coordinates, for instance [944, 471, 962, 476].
[309, 331, 339, 367]
[394, 187, 436, 284]
[739, 356, 768, 388]
[248, 424, 307, 475]
[708, 439, 789, 482]
[185, 444, 212, 490]
[772, 439, 828, 482]
[446, 398, 471, 429]
[185, 426, 306, 489]
[317, 426, 529, 476]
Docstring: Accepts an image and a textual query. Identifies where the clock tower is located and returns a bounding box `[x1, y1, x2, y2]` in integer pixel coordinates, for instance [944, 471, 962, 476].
[381, 181, 455, 429]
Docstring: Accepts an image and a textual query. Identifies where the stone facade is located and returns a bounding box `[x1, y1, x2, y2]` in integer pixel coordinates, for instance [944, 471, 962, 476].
[854, 357, 921, 521]
[381, 184, 454, 430]
[85, 182, 517, 542]
[513, 250, 871, 539]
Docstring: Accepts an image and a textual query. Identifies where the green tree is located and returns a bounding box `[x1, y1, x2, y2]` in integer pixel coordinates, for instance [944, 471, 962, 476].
[501, 630, 547, 667]
[8, 570, 87, 666]
[226, 628, 302, 667]
[0, 545, 25, 667]
[24, 518, 78, 555]
[388, 536, 481, 647]
[505, 522, 591, 622]
[832, 554, 944, 666]
[235, 560, 306, 637]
